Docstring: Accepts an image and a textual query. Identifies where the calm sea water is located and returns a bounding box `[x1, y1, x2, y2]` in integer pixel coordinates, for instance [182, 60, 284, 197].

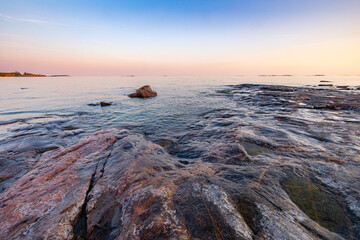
[0, 75, 359, 144]
[1, 75, 359, 120]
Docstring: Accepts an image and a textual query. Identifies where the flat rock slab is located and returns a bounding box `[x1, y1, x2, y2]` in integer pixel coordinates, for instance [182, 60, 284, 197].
[0, 128, 353, 240]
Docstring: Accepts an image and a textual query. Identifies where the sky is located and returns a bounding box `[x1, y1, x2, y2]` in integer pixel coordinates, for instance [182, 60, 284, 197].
[0, 0, 359, 76]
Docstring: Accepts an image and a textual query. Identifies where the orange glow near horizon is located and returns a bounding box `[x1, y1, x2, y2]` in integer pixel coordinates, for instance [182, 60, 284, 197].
[1, 1, 360, 76]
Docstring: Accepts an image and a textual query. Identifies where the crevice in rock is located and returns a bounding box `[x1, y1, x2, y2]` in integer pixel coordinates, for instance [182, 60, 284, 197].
[73, 141, 116, 240]
[233, 198, 257, 233]
[73, 167, 97, 240]
[100, 143, 114, 178]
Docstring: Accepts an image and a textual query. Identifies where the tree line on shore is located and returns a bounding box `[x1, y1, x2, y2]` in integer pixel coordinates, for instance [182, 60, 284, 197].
[0, 71, 46, 77]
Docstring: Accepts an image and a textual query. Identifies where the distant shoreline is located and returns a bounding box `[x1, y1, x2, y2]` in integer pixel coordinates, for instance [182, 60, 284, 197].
[48, 75, 71, 77]
[0, 72, 70, 77]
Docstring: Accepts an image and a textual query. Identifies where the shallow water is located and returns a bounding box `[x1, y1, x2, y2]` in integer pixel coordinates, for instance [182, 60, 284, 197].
[0, 76, 360, 238]
[1, 75, 359, 134]
[1, 75, 359, 121]
[0, 76, 359, 153]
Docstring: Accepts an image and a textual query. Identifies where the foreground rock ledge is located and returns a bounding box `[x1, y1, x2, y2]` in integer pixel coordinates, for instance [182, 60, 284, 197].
[128, 85, 157, 98]
[0, 129, 348, 239]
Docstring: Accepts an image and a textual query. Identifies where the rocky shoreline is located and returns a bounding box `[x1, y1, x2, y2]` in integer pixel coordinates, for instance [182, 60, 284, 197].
[0, 128, 348, 240]
[0, 84, 359, 239]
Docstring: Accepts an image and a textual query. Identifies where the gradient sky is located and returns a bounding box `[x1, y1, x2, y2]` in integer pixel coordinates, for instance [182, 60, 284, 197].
[0, 0, 359, 75]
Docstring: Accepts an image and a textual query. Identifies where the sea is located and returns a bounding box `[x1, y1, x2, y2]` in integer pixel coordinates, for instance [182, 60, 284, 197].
[0, 75, 359, 144]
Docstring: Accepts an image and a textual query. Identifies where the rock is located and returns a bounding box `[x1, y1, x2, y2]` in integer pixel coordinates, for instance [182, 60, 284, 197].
[129, 85, 157, 98]
[281, 175, 352, 235]
[259, 85, 297, 92]
[337, 86, 349, 90]
[155, 138, 182, 155]
[0, 129, 116, 239]
[88, 102, 112, 107]
[0, 136, 64, 193]
[87, 103, 98, 106]
[0, 129, 251, 239]
[203, 142, 252, 164]
[100, 101, 112, 107]
[0, 128, 356, 239]
[320, 80, 331, 82]
[318, 84, 333, 87]
[238, 84, 360, 112]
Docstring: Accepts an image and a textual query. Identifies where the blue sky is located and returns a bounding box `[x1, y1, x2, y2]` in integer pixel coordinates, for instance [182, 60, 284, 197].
[1, 0, 359, 75]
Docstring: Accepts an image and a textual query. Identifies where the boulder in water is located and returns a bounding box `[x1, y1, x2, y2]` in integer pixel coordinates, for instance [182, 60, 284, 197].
[100, 101, 112, 107]
[129, 85, 157, 98]
[336, 86, 349, 90]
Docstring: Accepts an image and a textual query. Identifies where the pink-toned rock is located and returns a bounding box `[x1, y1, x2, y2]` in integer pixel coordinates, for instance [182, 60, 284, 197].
[128, 85, 157, 98]
[0, 129, 192, 240]
[0, 128, 253, 240]
[85, 133, 190, 240]
[0, 127, 343, 240]
[0, 129, 117, 239]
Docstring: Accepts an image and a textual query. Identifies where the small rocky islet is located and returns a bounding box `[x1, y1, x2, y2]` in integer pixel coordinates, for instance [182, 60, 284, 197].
[0, 84, 359, 239]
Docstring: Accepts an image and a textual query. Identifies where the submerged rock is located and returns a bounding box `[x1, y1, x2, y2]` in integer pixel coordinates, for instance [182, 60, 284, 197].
[129, 85, 157, 98]
[87, 103, 98, 106]
[88, 102, 112, 107]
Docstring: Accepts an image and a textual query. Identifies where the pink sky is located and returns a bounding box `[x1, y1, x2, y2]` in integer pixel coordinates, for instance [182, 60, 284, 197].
[1, 1, 359, 76]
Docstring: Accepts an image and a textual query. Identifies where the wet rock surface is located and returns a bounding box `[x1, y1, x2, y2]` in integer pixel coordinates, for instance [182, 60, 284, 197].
[0, 84, 359, 239]
[281, 175, 352, 235]
[0, 129, 116, 239]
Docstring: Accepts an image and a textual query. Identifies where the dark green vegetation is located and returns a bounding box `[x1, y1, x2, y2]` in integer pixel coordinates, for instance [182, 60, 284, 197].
[0, 71, 46, 77]
[0, 71, 22, 77]
[281, 176, 352, 234]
